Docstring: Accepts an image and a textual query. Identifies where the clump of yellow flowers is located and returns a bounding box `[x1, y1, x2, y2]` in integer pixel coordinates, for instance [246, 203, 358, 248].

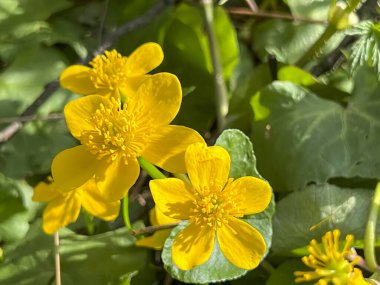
[295, 229, 371, 285]
[33, 42, 273, 273]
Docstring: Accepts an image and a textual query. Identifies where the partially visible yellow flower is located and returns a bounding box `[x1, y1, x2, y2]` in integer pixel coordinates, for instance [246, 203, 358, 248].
[60, 43, 163, 98]
[136, 207, 179, 250]
[294, 229, 370, 285]
[150, 143, 272, 270]
[32, 177, 120, 234]
[52, 73, 205, 201]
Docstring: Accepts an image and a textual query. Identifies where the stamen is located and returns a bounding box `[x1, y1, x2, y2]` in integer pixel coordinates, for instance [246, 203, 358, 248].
[89, 50, 129, 91]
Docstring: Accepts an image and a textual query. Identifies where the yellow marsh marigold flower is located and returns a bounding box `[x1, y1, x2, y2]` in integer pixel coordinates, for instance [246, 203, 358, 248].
[60, 42, 163, 98]
[136, 207, 179, 250]
[52, 73, 204, 201]
[294, 229, 370, 285]
[32, 177, 119, 234]
[150, 143, 272, 270]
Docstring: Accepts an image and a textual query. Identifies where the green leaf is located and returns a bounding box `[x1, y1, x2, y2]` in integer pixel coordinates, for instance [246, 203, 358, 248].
[0, 174, 34, 243]
[286, 0, 331, 20]
[251, 19, 343, 64]
[0, 46, 66, 114]
[250, 66, 380, 192]
[161, 129, 274, 283]
[163, 3, 239, 132]
[277, 65, 317, 86]
[0, 221, 154, 285]
[271, 183, 375, 254]
[0, 120, 76, 179]
[348, 21, 380, 78]
[215, 129, 262, 179]
[266, 259, 312, 285]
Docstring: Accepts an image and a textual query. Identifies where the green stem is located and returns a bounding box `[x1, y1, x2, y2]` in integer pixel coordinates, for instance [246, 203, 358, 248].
[137, 157, 166, 179]
[260, 259, 275, 274]
[296, 24, 337, 67]
[173, 173, 191, 184]
[201, 0, 229, 134]
[296, 0, 364, 67]
[122, 195, 132, 230]
[84, 211, 95, 235]
[364, 182, 380, 272]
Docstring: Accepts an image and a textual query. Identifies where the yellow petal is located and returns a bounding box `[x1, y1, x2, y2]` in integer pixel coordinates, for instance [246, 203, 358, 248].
[80, 179, 120, 220]
[51, 146, 100, 191]
[95, 157, 140, 201]
[226, 177, 272, 215]
[135, 229, 172, 250]
[150, 178, 194, 220]
[142, 125, 205, 173]
[60, 65, 97, 95]
[64, 95, 112, 139]
[172, 222, 215, 270]
[155, 207, 179, 225]
[127, 73, 181, 126]
[217, 217, 266, 270]
[126, 42, 163, 76]
[185, 143, 230, 191]
[32, 181, 60, 202]
[119, 75, 150, 97]
[42, 192, 81, 234]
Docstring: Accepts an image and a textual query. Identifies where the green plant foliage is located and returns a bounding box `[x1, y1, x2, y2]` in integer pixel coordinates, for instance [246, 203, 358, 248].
[0, 222, 155, 285]
[251, 66, 380, 192]
[0, 174, 39, 243]
[348, 21, 380, 78]
[1, 0, 379, 283]
[266, 259, 311, 285]
[215, 129, 262, 178]
[163, 3, 239, 132]
[272, 183, 375, 254]
[0, 121, 76, 178]
[0, 0, 74, 59]
[161, 129, 274, 283]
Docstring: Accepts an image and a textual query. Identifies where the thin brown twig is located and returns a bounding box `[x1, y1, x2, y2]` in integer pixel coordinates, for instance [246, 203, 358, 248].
[244, 0, 258, 12]
[0, 113, 64, 124]
[0, 0, 176, 144]
[130, 222, 180, 236]
[228, 7, 328, 25]
[54, 232, 61, 285]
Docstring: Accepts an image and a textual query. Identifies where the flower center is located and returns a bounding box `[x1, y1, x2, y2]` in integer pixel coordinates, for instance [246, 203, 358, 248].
[189, 181, 244, 230]
[295, 230, 360, 285]
[79, 99, 150, 163]
[89, 50, 129, 91]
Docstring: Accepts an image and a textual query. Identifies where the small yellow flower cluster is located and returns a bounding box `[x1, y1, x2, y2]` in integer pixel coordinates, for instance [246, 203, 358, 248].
[295, 229, 370, 285]
[33, 43, 273, 271]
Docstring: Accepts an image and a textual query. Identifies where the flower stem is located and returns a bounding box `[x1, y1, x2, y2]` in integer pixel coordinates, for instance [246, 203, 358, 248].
[364, 182, 380, 272]
[173, 173, 191, 184]
[201, 0, 229, 134]
[84, 211, 95, 235]
[54, 232, 61, 285]
[122, 195, 132, 230]
[137, 157, 166, 179]
[296, 0, 364, 67]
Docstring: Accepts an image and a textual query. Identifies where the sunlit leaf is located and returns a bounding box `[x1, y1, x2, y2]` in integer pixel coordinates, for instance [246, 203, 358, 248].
[272, 183, 375, 254]
[250, 66, 380, 192]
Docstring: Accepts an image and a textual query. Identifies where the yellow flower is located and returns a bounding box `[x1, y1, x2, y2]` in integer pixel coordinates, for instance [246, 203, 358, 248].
[150, 143, 272, 270]
[52, 73, 204, 201]
[136, 207, 179, 250]
[60, 43, 163, 98]
[294, 229, 370, 285]
[32, 177, 120, 234]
